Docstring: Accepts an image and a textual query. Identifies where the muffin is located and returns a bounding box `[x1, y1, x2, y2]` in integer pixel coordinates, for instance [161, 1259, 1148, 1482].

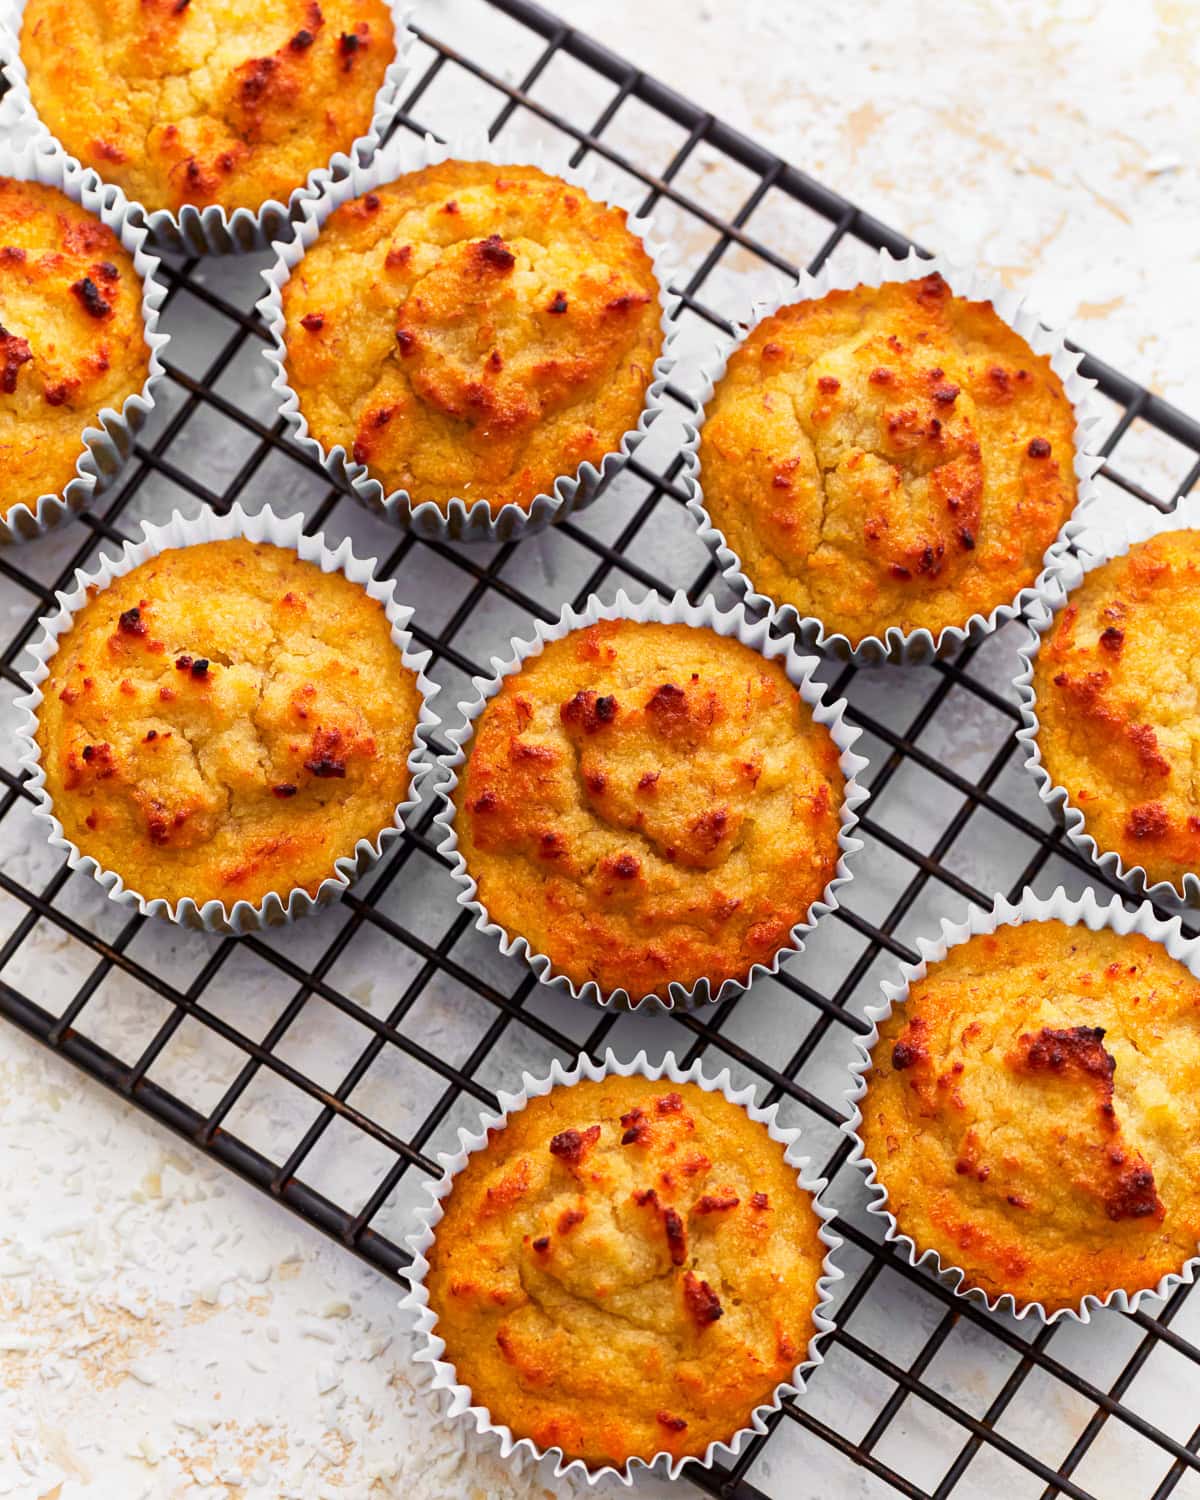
[34, 537, 423, 910]
[858, 919, 1200, 1313]
[450, 617, 846, 998]
[1031, 529, 1200, 893]
[423, 1074, 829, 1468]
[281, 160, 664, 514]
[18, 0, 397, 216]
[0, 176, 150, 519]
[698, 272, 1078, 646]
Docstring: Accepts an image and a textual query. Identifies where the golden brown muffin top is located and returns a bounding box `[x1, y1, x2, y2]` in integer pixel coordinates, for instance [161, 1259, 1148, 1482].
[1033, 530, 1200, 892]
[19, 0, 395, 215]
[452, 618, 845, 998]
[425, 1076, 827, 1467]
[699, 273, 1078, 645]
[0, 178, 149, 516]
[282, 160, 663, 513]
[35, 539, 422, 910]
[859, 920, 1200, 1313]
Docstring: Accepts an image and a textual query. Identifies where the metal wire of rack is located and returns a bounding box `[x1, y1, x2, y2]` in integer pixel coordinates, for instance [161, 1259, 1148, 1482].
[2, 2, 1200, 1496]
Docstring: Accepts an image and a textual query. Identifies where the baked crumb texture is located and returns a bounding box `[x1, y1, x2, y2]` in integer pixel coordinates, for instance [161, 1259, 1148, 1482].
[35, 538, 422, 910]
[699, 273, 1077, 646]
[1033, 530, 1200, 893]
[452, 617, 845, 999]
[282, 160, 664, 513]
[426, 1076, 827, 1468]
[19, 0, 395, 214]
[859, 920, 1200, 1313]
[0, 177, 149, 517]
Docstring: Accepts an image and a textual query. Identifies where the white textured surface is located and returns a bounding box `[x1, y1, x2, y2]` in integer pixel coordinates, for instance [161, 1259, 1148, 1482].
[1, 2, 1198, 1498]
[556, 0, 1200, 421]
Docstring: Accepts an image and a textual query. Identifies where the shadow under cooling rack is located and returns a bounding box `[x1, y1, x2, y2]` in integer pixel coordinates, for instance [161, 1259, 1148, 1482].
[2, 2, 1200, 1498]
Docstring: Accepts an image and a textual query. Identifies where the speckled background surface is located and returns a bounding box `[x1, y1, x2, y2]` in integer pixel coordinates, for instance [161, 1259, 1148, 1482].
[1, 2, 1198, 1498]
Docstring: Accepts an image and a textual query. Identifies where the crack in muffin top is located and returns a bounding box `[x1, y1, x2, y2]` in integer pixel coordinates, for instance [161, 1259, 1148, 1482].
[452, 618, 845, 997]
[19, 0, 395, 214]
[0, 178, 149, 516]
[699, 273, 1078, 645]
[282, 160, 663, 513]
[35, 538, 422, 909]
[425, 1076, 827, 1467]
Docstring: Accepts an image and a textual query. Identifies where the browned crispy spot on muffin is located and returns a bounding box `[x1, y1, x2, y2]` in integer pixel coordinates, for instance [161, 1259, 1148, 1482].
[1008, 1025, 1164, 1224]
[548, 1124, 600, 1166]
[425, 1077, 824, 1467]
[860, 922, 1196, 1313]
[699, 273, 1077, 645]
[0, 325, 33, 393]
[452, 618, 845, 997]
[281, 160, 662, 514]
[19, 0, 396, 214]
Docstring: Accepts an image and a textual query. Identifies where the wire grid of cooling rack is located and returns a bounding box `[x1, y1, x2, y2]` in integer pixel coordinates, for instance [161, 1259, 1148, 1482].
[3, 2, 1200, 1496]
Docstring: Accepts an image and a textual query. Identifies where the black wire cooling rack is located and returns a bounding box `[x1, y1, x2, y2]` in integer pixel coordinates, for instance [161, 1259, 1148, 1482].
[3, 3, 1200, 1497]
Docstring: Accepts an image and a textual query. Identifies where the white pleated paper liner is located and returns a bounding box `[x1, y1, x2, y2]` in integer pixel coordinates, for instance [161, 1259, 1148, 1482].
[1015, 498, 1200, 912]
[400, 1047, 843, 1487]
[675, 247, 1105, 667]
[258, 131, 679, 544]
[13, 503, 441, 934]
[0, 137, 168, 544]
[0, 0, 415, 256]
[842, 885, 1200, 1324]
[430, 588, 868, 1012]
